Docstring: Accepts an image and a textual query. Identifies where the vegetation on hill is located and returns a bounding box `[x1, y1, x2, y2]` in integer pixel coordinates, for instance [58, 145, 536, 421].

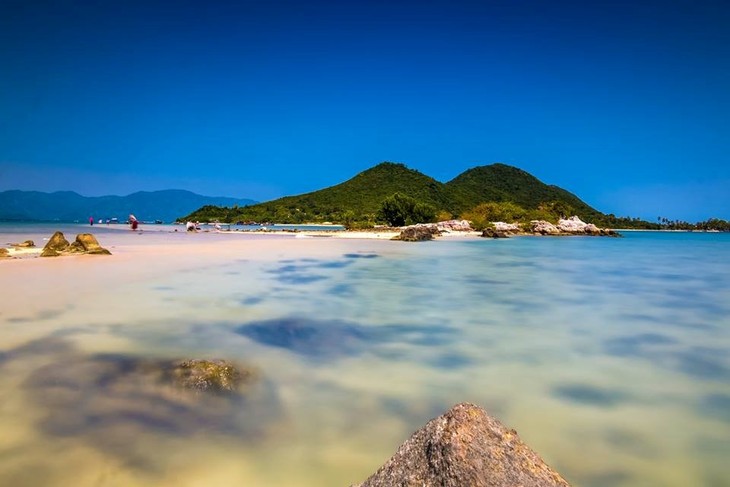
[377, 193, 436, 227]
[180, 161, 726, 230]
[184, 162, 455, 225]
[445, 164, 604, 222]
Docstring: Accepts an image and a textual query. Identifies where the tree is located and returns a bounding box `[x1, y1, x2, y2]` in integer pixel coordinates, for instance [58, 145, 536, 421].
[377, 193, 436, 227]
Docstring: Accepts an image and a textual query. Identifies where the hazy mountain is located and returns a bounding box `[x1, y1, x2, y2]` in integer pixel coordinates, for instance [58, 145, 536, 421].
[0, 189, 257, 223]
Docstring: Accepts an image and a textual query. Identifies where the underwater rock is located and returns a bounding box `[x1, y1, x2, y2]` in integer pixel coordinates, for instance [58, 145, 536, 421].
[13, 338, 280, 456]
[169, 359, 249, 393]
[354, 402, 570, 487]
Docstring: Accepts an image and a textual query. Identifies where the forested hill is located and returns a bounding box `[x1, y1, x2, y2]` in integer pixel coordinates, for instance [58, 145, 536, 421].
[182, 161, 612, 226]
[445, 164, 604, 222]
[0, 189, 256, 223]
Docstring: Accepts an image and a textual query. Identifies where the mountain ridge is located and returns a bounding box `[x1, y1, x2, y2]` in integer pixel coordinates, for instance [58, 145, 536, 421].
[0, 189, 257, 223]
[181, 161, 608, 225]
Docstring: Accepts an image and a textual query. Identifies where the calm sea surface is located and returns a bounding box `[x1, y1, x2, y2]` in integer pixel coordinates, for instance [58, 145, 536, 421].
[0, 225, 728, 486]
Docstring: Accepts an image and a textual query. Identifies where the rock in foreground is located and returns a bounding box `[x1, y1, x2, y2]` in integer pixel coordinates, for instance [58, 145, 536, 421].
[354, 402, 570, 487]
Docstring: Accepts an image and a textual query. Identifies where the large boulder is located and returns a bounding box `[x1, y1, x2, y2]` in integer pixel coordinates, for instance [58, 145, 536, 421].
[481, 228, 510, 239]
[40, 231, 70, 257]
[354, 402, 570, 487]
[558, 216, 590, 233]
[394, 225, 439, 242]
[492, 222, 521, 232]
[73, 233, 112, 255]
[437, 220, 473, 232]
[530, 220, 560, 235]
[0, 248, 10, 258]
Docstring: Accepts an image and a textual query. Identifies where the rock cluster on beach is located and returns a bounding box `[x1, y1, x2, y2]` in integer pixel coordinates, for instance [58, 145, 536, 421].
[353, 402, 571, 487]
[41, 232, 112, 257]
[392, 216, 618, 242]
[478, 216, 619, 238]
[393, 220, 475, 241]
[393, 225, 440, 241]
[1, 240, 36, 258]
[530, 216, 620, 237]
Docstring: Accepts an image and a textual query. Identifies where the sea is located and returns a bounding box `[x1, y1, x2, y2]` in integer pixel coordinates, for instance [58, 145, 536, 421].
[0, 223, 728, 486]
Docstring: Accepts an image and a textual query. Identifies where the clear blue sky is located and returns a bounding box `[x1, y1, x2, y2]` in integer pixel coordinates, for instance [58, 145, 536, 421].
[1, 0, 728, 221]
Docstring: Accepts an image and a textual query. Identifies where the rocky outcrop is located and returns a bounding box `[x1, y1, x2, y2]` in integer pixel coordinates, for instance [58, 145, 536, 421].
[437, 219, 473, 232]
[530, 220, 561, 235]
[481, 228, 510, 239]
[354, 402, 570, 487]
[10, 240, 35, 248]
[72, 233, 112, 255]
[40, 231, 71, 257]
[394, 225, 440, 242]
[41, 232, 111, 257]
[0, 248, 10, 258]
[492, 222, 520, 232]
[558, 216, 597, 233]
[529, 217, 620, 237]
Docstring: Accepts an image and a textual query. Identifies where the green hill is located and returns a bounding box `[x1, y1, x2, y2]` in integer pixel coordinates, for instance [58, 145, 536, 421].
[445, 163, 604, 221]
[181, 161, 618, 226]
[185, 162, 457, 224]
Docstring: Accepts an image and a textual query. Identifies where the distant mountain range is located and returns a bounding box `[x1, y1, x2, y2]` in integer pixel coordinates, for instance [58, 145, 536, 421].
[181, 161, 609, 225]
[0, 189, 257, 223]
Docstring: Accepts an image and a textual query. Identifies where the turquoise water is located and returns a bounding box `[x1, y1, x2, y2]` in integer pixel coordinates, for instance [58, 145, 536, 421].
[0, 229, 728, 486]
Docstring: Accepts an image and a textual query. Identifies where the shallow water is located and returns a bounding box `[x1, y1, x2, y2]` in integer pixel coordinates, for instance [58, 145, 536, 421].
[1, 227, 729, 486]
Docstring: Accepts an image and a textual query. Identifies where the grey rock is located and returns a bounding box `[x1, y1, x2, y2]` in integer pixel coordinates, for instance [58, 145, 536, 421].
[354, 402, 570, 487]
[394, 225, 439, 242]
[481, 228, 510, 239]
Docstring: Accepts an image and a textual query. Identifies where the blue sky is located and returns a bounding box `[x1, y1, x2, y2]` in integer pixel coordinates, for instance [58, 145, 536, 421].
[1, 0, 728, 221]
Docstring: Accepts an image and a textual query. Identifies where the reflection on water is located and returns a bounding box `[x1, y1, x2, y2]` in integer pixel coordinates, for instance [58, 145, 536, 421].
[0, 232, 729, 486]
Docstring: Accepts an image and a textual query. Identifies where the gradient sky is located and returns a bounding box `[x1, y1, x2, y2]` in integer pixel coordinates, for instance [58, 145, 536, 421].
[1, 0, 728, 221]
